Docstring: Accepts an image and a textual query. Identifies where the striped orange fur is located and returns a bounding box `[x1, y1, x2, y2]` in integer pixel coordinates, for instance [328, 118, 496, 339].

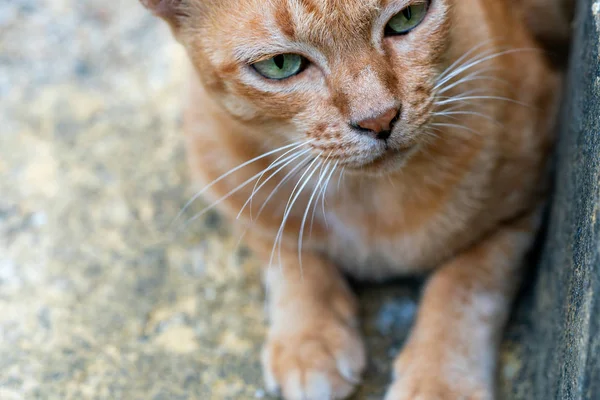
[141, 0, 569, 398]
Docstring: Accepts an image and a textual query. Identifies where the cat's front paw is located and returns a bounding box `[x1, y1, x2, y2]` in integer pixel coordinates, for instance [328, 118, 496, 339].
[384, 377, 491, 400]
[383, 345, 492, 400]
[261, 313, 366, 400]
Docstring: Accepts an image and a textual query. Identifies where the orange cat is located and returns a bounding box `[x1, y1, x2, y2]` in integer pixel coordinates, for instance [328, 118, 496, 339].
[141, 0, 569, 398]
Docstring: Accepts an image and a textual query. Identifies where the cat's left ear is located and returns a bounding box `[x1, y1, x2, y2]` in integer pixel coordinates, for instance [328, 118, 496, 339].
[140, 0, 190, 33]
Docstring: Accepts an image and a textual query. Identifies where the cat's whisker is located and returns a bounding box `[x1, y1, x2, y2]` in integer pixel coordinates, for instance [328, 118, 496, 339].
[306, 153, 331, 226]
[435, 45, 505, 88]
[234, 153, 313, 250]
[310, 153, 339, 225]
[436, 103, 476, 112]
[270, 155, 323, 274]
[434, 48, 539, 92]
[435, 48, 499, 91]
[238, 148, 312, 220]
[337, 166, 346, 192]
[280, 155, 321, 222]
[433, 106, 468, 117]
[433, 113, 463, 122]
[170, 140, 309, 230]
[436, 39, 496, 82]
[418, 133, 441, 166]
[434, 43, 534, 93]
[310, 158, 334, 238]
[182, 146, 313, 231]
[182, 170, 272, 230]
[436, 69, 507, 95]
[387, 174, 397, 189]
[270, 156, 321, 264]
[432, 110, 503, 127]
[423, 129, 441, 141]
[435, 87, 496, 100]
[431, 122, 481, 136]
[298, 157, 332, 268]
[309, 162, 344, 238]
[310, 158, 336, 237]
[306, 153, 333, 240]
[433, 88, 499, 112]
[316, 152, 332, 178]
[319, 160, 338, 229]
[252, 155, 313, 226]
[436, 99, 483, 112]
[248, 142, 316, 220]
[434, 95, 530, 108]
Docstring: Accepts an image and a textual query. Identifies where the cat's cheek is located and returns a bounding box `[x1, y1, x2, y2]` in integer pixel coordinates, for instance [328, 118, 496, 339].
[219, 94, 263, 122]
[218, 83, 306, 123]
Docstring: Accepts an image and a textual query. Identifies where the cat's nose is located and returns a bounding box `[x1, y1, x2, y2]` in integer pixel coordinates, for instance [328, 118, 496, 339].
[352, 107, 400, 140]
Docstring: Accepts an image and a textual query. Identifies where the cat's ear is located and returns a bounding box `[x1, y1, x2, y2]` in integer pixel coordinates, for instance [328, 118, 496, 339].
[140, 0, 190, 32]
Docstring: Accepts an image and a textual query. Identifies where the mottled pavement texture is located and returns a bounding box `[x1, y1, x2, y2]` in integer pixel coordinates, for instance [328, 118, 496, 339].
[0, 1, 525, 399]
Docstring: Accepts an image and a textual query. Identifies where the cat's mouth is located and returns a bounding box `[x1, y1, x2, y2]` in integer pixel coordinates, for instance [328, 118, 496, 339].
[352, 144, 417, 174]
[370, 147, 408, 166]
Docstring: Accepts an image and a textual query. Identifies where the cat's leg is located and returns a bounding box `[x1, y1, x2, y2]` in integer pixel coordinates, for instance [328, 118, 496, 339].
[254, 239, 366, 400]
[384, 212, 539, 400]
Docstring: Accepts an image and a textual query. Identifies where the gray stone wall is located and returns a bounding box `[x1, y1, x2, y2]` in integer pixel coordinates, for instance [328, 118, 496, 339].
[501, 1, 600, 399]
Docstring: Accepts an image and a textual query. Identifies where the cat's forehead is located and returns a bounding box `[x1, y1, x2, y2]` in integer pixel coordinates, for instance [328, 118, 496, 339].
[219, 0, 385, 51]
[271, 0, 383, 23]
[268, 0, 381, 40]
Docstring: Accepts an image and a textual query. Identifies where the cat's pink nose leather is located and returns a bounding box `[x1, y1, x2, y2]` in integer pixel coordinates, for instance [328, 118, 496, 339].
[356, 108, 398, 133]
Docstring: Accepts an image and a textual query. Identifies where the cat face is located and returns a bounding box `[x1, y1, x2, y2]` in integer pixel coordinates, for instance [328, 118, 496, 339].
[154, 0, 451, 173]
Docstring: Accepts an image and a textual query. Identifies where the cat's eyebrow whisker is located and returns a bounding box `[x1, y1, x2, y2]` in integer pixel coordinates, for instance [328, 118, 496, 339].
[238, 148, 312, 220]
[170, 140, 310, 230]
[270, 155, 323, 274]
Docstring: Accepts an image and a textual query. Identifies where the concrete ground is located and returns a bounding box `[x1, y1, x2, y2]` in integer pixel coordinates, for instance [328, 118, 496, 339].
[0, 1, 525, 399]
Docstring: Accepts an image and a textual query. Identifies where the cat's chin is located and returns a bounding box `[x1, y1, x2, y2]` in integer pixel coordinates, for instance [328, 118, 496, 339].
[347, 145, 418, 177]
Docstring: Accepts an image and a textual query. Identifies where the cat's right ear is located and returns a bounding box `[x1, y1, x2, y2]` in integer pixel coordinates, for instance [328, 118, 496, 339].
[140, 0, 190, 34]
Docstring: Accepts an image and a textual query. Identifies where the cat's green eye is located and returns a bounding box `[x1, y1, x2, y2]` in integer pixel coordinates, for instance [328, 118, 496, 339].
[385, 3, 428, 35]
[252, 54, 306, 80]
